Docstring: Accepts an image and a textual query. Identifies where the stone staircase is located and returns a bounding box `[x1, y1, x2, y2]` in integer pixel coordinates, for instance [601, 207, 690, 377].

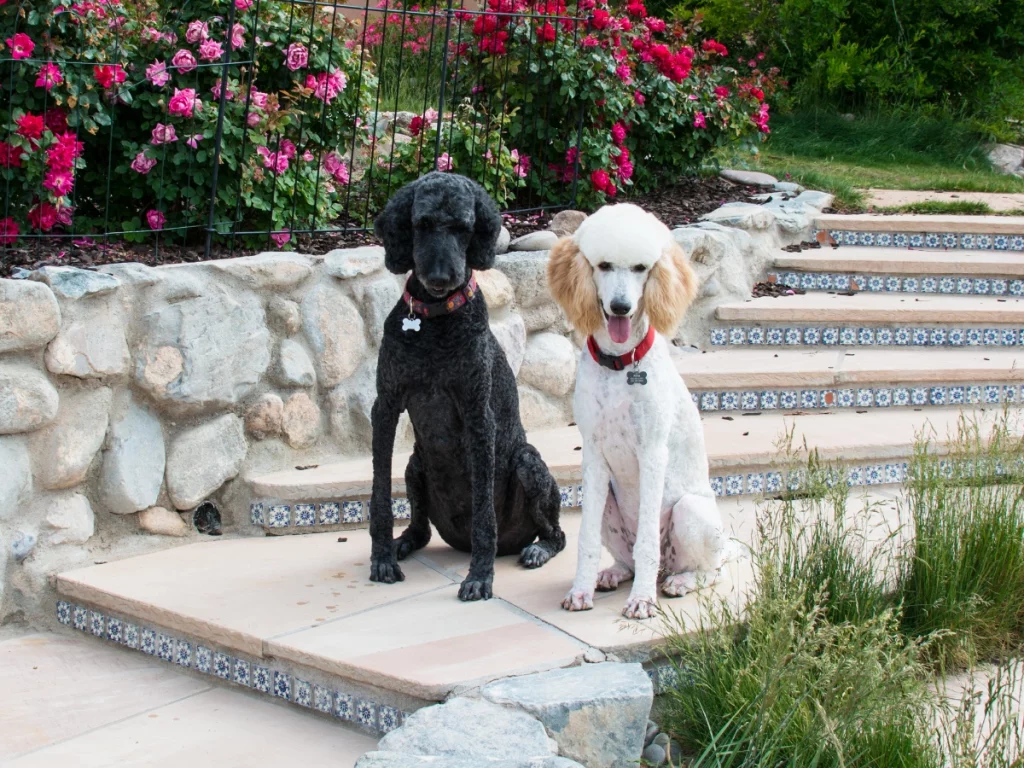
[50, 212, 1024, 745]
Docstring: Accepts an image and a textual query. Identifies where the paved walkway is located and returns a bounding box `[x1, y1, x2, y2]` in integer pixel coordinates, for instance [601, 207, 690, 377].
[0, 629, 376, 767]
[864, 189, 1024, 212]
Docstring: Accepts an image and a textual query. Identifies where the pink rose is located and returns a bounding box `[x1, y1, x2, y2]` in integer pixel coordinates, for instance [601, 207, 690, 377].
[210, 80, 235, 100]
[35, 62, 63, 91]
[256, 145, 290, 174]
[146, 60, 170, 87]
[270, 230, 290, 247]
[693, 111, 706, 129]
[146, 209, 166, 230]
[5, 33, 34, 60]
[131, 152, 158, 174]
[168, 88, 201, 118]
[280, 139, 296, 159]
[186, 134, 203, 148]
[323, 152, 350, 185]
[230, 23, 246, 50]
[246, 111, 261, 127]
[302, 150, 314, 162]
[235, 0, 253, 9]
[0, 217, 18, 246]
[436, 152, 453, 172]
[143, 27, 163, 43]
[185, 20, 209, 44]
[43, 168, 74, 197]
[171, 49, 197, 74]
[249, 89, 268, 109]
[284, 42, 308, 71]
[150, 123, 178, 145]
[198, 39, 224, 62]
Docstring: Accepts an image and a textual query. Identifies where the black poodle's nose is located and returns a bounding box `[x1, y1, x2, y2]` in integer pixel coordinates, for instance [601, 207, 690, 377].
[425, 277, 451, 295]
[609, 299, 632, 316]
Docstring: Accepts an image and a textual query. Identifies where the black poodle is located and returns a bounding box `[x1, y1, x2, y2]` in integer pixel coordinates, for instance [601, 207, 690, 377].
[368, 172, 565, 601]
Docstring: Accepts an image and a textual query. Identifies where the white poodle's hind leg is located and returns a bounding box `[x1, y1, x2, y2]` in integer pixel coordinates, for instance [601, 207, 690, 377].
[661, 493, 727, 598]
[596, 493, 634, 591]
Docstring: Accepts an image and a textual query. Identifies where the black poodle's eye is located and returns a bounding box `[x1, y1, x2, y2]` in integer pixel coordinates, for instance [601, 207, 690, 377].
[631, 264, 646, 273]
[597, 262, 613, 272]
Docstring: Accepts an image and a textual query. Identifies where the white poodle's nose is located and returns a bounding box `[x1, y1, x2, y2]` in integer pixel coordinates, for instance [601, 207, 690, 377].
[609, 299, 632, 316]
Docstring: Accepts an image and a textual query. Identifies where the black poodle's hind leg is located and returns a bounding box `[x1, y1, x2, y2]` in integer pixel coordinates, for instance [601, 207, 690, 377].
[515, 444, 566, 569]
[395, 450, 432, 561]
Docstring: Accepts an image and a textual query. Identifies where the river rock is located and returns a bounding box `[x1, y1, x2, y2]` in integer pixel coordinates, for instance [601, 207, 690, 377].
[325, 245, 386, 279]
[352, 273, 402, 345]
[245, 393, 284, 439]
[377, 698, 557, 761]
[276, 339, 316, 388]
[700, 202, 777, 231]
[496, 226, 512, 255]
[987, 143, 1024, 176]
[44, 493, 95, 546]
[549, 210, 587, 237]
[45, 316, 130, 379]
[519, 333, 577, 397]
[495, 252, 554, 311]
[0, 366, 59, 435]
[475, 269, 514, 311]
[0, 279, 61, 353]
[165, 414, 247, 510]
[100, 399, 165, 515]
[356, 755, 583, 768]
[138, 506, 189, 537]
[481, 662, 654, 768]
[794, 190, 835, 210]
[135, 291, 271, 411]
[282, 392, 321, 449]
[30, 266, 120, 299]
[719, 169, 778, 186]
[29, 386, 112, 489]
[0, 437, 31, 520]
[490, 314, 526, 376]
[268, 296, 301, 335]
[510, 231, 558, 252]
[301, 282, 367, 387]
[209, 252, 314, 290]
[518, 385, 566, 430]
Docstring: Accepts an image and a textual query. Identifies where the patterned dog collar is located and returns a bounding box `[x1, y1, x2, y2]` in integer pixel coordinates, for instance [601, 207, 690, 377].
[587, 326, 656, 371]
[402, 275, 478, 318]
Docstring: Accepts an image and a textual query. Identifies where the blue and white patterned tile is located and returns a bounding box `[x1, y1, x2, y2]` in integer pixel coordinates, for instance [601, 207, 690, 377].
[948, 386, 965, 405]
[336, 693, 355, 721]
[175, 640, 192, 668]
[760, 391, 779, 410]
[847, 466, 865, 486]
[124, 623, 139, 650]
[314, 685, 334, 714]
[319, 502, 341, 525]
[836, 389, 855, 408]
[728, 327, 746, 345]
[295, 503, 316, 527]
[342, 501, 363, 524]
[804, 327, 821, 345]
[268, 504, 290, 528]
[783, 272, 801, 287]
[741, 391, 760, 410]
[983, 328, 1000, 346]
[214, 652, 232, 680]
[930, 386, 947, 405]
[894, 233, 910, 248]
[253, 665, 271, 693]
[392, 498, 412, 520]
[948, 328, 966, 346]
[233, 657, 250, 685]
[295, 680, 313, 708]
[839, 327, 857, 346]
[779, 391, 798, 409]
[1006, 385, 1019, 403]
[893, 388, 911, 407]
[765, 472, 782, 493]
[1011, 280, 1024, 296]
[865, 464, 885, 485]
[977, 235, 994, 250]
[960, 233, 976, 249]
[710, 477, 724, 497]
[910, 387, 928, 406]
[874, 388, 893, 408]
[985, 385, 1001, 404]
[966, 328, 983, 346]
[856, 328, 875, 346]
[800, 273, 818, 291]
[909, 234, 925, 248]
[876, 233, 893, 247]
[56, 600, 72, 626]
[766, 328, 784, 346]
[800, 390, 818, 409]
[274, 671, 291, 700]
[942, 233, 958, 249]
[559, 486, 576, 507]
[357, 700, 378, 730]
[911, 328, 929, 346]
[967, 385, 983, 404]
[884, 463, 905, 484]
[893, 327, 911, 346]
[920, 277, 938, 293]
[885, 276, 903, 292]
[1002, 329, 1017, 346]
[974, 279, 990, 295]
[700, 392, 719, 411]
[250, 502, 265, 526]
[89, 610, 105, 638]
[855, 389, 874, 408]
[832, 274, 851, 291]
[822, 327, 840, 345]
[924, 233, 941, 248]
[902, 278, 919, 293]
[379, 705, 402, 734]
[995, 235, 1010, 251]
[1010, 236, 1024, 251]
[141, 628, 157, 656]
[725, 475, 743, 496]
[106, 616, 123, 644]
[720, 391, 740, 411]
[157, 634, 175, 662]
[866, 276, 885, 292]
[710, 328, 728, 346]
[817, 274, 834, 291]
[876, 328, 894, 346]
[195, 645, 212, 674]
[991, 279, 1007, 295]
[786, 470, 804, 492]
[577, 485, 584, 507]
[929, 328, 947, 346]
[746, 473, 765, 494]
[747, 327, 765, 345]
[939, 277, 956, 294]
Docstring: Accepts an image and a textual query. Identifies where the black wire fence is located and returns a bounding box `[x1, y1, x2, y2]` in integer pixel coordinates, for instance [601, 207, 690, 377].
[0, 0, 587, 259]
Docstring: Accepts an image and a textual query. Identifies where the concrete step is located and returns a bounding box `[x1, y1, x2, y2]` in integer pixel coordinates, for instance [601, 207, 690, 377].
[242, 407, 1015, 536]
[813, 214, 1024, 250]
[676, 348, 1024, 414]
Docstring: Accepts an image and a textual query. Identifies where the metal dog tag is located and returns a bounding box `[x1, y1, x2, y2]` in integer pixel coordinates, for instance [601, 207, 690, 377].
[402, 317, 421, 333]
[627, 370, 647, 385]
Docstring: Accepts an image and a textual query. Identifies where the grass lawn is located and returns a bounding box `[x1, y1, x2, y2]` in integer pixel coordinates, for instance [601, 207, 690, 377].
[721, 110, 1024, 209]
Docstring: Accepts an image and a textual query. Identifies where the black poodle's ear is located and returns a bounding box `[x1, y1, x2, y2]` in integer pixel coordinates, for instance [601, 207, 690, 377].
[466, 181, 502, 271]
[374, 181, 417, 274]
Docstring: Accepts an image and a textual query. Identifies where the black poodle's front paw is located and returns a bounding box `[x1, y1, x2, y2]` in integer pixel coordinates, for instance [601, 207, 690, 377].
[458, 576, 493, 601]
[395, 537, 416, 561]
[370, 559, 405, 584]
[519, 543, 552, 569]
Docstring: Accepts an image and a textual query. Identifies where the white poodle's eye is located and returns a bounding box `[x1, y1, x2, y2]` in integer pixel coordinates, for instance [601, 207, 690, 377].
[597, 262, 613, 272]
[631, 264, 646, 273]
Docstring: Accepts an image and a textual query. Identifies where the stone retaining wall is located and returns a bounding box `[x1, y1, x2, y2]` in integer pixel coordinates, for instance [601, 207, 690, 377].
[0, 189, 831, 625]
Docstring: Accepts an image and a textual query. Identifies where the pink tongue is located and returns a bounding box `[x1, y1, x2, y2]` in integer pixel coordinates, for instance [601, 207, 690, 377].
[607, 316, 631, 344]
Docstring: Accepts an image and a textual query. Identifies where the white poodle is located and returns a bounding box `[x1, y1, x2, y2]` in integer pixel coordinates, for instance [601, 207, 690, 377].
[547, 203, 728, 620]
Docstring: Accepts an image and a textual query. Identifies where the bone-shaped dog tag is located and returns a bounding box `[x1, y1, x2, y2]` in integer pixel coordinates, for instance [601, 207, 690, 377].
[402, 316, 421, 332]
[627, 370, 647, 386]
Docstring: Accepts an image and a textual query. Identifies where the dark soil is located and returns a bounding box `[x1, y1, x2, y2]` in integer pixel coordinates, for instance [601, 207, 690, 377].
[753, 280, 805, 298]
[0, 175, 763, 278]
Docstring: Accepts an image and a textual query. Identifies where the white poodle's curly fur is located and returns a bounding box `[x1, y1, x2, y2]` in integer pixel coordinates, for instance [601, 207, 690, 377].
[548, 203, 728, 620]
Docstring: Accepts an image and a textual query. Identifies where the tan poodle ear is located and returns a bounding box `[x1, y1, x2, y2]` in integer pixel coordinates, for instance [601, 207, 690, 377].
[643, 239, 697, 336]
[547, 236, 603, 336]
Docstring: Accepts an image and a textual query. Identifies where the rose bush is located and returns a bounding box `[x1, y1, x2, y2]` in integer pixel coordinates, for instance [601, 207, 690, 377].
[0, 0, 375, 246]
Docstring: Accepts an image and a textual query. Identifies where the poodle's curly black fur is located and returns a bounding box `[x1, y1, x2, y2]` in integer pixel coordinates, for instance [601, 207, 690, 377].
[368, 172, 565, 601]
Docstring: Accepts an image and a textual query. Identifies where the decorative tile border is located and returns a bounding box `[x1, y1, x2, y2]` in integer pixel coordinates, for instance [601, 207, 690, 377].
[767, 271, 1024, 297]
[711, 325, 1024, 348]
[813, 230, 1024, 252]
[252, 486, 585, 530]
[55, 599, 412, 737]
[707, 462, 906, 498]
[691, 382, 1018, 413]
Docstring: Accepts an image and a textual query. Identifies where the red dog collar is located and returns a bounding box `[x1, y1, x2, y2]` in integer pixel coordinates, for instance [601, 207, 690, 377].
[587, 325, 656, 371]
[402, 275, 478, 318]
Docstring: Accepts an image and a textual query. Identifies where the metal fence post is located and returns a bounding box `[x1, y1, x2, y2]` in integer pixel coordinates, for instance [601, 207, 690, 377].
[204, 2, 238, 259]
[432, 0, 455, 164]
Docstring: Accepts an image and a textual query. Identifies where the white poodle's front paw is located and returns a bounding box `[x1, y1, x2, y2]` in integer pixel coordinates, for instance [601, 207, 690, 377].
[596, 564, 633, 592]
[662, 569, 721, 597]
[562, 588, 594, 612]
[622, 594, 657, 620]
